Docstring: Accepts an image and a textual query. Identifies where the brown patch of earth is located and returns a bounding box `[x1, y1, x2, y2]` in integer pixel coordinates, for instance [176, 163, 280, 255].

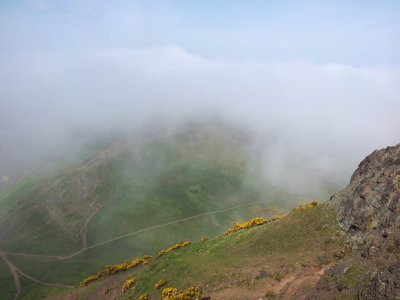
[208, 263, 333, 300]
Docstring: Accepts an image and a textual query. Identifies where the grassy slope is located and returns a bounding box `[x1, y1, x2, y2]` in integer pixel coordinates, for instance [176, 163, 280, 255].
[0, 123, 300, 300]
[55, 204, 343, 300]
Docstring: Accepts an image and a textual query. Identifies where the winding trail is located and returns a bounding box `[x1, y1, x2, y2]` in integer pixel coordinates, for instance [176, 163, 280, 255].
[81, 198, 102, 249]
[0, 251, 73, 300]
[0, 252, 21, 300]
[1, 198, 283, 299]
[5, 200, 263, 260]
[80, 182, 101, 248]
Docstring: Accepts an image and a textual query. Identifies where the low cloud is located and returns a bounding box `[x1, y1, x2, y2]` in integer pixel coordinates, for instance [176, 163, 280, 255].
[0, 45, 399, 196]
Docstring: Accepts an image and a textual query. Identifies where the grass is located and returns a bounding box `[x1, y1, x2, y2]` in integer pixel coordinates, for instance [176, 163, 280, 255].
[0, 123, 304, 299]
[67, 205, 342, 299]
[266, 290, 277, 299]
[17, 275, 69, 300]
[335, 261, 370, 292]
[0, 258, 16, 300]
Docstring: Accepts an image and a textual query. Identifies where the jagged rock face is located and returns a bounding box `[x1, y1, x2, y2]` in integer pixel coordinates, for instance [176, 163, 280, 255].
[308, 144, 400, 300]
[327, 143, 400, 253]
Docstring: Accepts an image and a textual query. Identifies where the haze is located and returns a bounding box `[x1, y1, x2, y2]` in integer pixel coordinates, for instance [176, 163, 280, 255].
[1, 0, 399, 196]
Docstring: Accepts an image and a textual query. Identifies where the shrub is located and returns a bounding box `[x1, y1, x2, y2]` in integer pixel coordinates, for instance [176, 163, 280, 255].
[292, 201, 320, 212]
[79, 255, 150, 286]
[162, 287, 178, 299]
[217, 217, 269, 237]
[162, 285, 203, 300]
[155, 279, 167, 289]
[121, 278, 135, 293]
[273, 272, 282, 281]
[158, 241, 191, 257]
[139, 294, 149, 300]
[80, 274, 99, 286]
[143, 255, 152, 265]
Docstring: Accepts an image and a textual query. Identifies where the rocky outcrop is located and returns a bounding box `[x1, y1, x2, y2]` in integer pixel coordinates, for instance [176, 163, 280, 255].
[308, 144, 400, 300]
[327, 143, 400, 255]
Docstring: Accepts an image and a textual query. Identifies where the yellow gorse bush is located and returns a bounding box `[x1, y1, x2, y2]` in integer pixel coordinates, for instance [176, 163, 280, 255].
[162, 285, 203, 300]
[292, 200, 319, 212]
[139, 294, 149, 300]
[218, 201, 321, 238]
[80, 255, 152, 286]
[162, 287, 178, 299]
[121, 278, 135, 293]
[217, 217, 269, 237]
[155, 279, 167, 289]
[199, 237, 209, 242]
[143, 255, 152, 265]
[158, 241, 191, 257]
[100, 257, 143, 276]
[80, 274, 99, 286]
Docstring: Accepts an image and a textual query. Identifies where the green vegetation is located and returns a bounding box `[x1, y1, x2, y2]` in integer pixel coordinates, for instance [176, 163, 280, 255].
[67, 205, 342, 299]
[0, 122, 304, 299]
[273, 272, 282, 281]
[0, 258, 16, 300]
[266, 290, 277, 299]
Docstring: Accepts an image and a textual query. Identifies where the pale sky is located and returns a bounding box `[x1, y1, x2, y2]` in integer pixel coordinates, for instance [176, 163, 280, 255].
[0, 0, 399, 186]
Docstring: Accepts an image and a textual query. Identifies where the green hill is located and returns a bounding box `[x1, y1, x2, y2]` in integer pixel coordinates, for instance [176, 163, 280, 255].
[0, 121, 300, 300]
[49, 203, 343, 299]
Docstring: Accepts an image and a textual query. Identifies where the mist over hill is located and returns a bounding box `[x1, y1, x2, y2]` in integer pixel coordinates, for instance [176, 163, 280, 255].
[1, 2, 399, 299]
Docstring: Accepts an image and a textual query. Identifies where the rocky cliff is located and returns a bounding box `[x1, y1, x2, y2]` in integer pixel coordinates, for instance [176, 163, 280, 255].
[328, 143, 400, 255]
[309, 144, 400, 299]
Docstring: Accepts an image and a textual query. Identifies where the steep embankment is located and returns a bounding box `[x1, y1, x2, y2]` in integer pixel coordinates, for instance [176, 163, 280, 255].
[51, 143, 400, 300]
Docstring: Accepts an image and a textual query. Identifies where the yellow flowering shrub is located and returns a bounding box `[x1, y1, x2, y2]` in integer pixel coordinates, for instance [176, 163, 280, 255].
[104, 287, 109, 295]
[122, 278, 135, 293]
[217, 217, 269, 237]
[162, 287, 178, 299]
[270, 215, 281, 221]
[79, 255, 151, 286]
[139, 294, 149, 300]
[162, 285, 203, 300]
[199, 237, 209, 242]
[216, 201, 321, 238]
[155, 279, 167, 289]
[101, 257, 143, 276]
[80, 274, 99, 286]
[158, 241, 192, 257]
[143, 255, 152, 265]
[292, 201, 320, 212]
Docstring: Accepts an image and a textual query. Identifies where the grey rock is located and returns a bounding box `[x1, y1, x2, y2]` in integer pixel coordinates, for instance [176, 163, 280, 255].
[327, 143, 400, 252]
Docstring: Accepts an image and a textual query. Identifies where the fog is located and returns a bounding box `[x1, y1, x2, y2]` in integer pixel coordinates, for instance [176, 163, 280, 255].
[1, 1, 399, 197]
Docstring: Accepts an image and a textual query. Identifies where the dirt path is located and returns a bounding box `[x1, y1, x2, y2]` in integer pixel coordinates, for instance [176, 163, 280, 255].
[277, 264, 334, 300]
[0, 252, 21, 300]
[0, 251, 73, 300]
[81, 198, 102, 249]
[6, 201, 262, 260]
[58, 188, 68, 200]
